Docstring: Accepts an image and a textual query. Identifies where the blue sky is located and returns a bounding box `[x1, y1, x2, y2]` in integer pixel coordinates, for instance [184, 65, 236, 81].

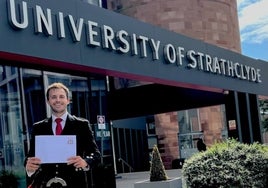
[237, 0, 268, 62]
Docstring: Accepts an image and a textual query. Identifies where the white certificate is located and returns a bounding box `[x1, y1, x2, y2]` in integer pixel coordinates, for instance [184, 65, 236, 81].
[35, 135, 76, 164]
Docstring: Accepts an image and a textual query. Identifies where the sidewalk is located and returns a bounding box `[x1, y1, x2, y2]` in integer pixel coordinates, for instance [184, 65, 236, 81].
[116, 169, 182, 188]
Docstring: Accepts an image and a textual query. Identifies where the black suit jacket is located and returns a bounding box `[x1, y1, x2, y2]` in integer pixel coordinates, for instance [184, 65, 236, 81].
[26, 114, 101, 188]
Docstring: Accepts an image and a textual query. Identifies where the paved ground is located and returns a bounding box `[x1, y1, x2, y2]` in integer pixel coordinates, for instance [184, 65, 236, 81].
[116, 169, 182, 188]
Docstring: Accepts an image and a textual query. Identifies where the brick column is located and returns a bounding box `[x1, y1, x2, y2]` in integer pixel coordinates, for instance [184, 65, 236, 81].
[154, 112, 179, 169]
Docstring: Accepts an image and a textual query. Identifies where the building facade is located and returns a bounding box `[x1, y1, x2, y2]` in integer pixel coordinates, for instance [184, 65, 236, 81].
[0, 0, 267, 187]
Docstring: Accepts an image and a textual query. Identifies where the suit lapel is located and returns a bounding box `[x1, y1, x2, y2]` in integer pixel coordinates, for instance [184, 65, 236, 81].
[42, 118, 54, 135]
[61, 114, 76, 135]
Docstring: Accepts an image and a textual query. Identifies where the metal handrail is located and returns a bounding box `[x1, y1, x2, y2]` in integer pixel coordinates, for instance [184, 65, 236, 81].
[118, 157, 134, 173]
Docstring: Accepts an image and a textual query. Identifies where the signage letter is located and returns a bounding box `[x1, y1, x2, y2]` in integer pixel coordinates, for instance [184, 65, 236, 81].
[256, 69, 262, 83]
[66, 15, 84, 42]
[205, 54, 213, 72]
[102, 25, 116, 50]
[164, 44, 176, 64]
[116, 30, 130, 53]
[187, 50, 197, 69]
[7, 0, 28, 29]
[234, 62, 241, 78]
[130, 33, 138, 56]
[138, 35, 149, 58]
[149, 39, 160, 60]
[56, 12, 65, 39]
[87, 20, 100, 46]
[177, 47, 184, 66]
[34, 5, 53, 36]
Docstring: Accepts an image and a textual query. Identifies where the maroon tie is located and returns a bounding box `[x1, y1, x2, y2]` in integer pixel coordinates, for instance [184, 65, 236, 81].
[55, 118, 63, 135]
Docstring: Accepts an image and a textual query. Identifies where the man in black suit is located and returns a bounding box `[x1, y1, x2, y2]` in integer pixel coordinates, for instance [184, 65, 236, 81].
[25, 82, 101, 188]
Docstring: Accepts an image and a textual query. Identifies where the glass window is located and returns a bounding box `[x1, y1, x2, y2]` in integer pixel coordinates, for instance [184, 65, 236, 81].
[0, 66, 26, 185]
[22, 69, 46, 132]
[90, 79, 107, 124]
[178, 109, 201, 159]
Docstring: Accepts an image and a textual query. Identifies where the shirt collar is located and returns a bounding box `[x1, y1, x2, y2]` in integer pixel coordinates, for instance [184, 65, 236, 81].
[52, 111, 68, 122]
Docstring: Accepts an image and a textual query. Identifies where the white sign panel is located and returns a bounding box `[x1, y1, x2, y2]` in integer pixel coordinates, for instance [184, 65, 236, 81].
[97, 115, 106, 129]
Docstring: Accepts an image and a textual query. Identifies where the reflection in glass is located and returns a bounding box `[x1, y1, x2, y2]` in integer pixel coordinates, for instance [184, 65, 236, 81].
[0, 66, 26, 185]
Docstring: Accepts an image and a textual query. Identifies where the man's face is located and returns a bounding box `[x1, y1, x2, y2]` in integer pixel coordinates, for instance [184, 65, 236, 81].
[47, 88, 70, 116]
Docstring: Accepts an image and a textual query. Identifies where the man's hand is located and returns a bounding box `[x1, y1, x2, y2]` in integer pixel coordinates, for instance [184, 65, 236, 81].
[26, 157, 41, 173]
[67, 156, 89, 170]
